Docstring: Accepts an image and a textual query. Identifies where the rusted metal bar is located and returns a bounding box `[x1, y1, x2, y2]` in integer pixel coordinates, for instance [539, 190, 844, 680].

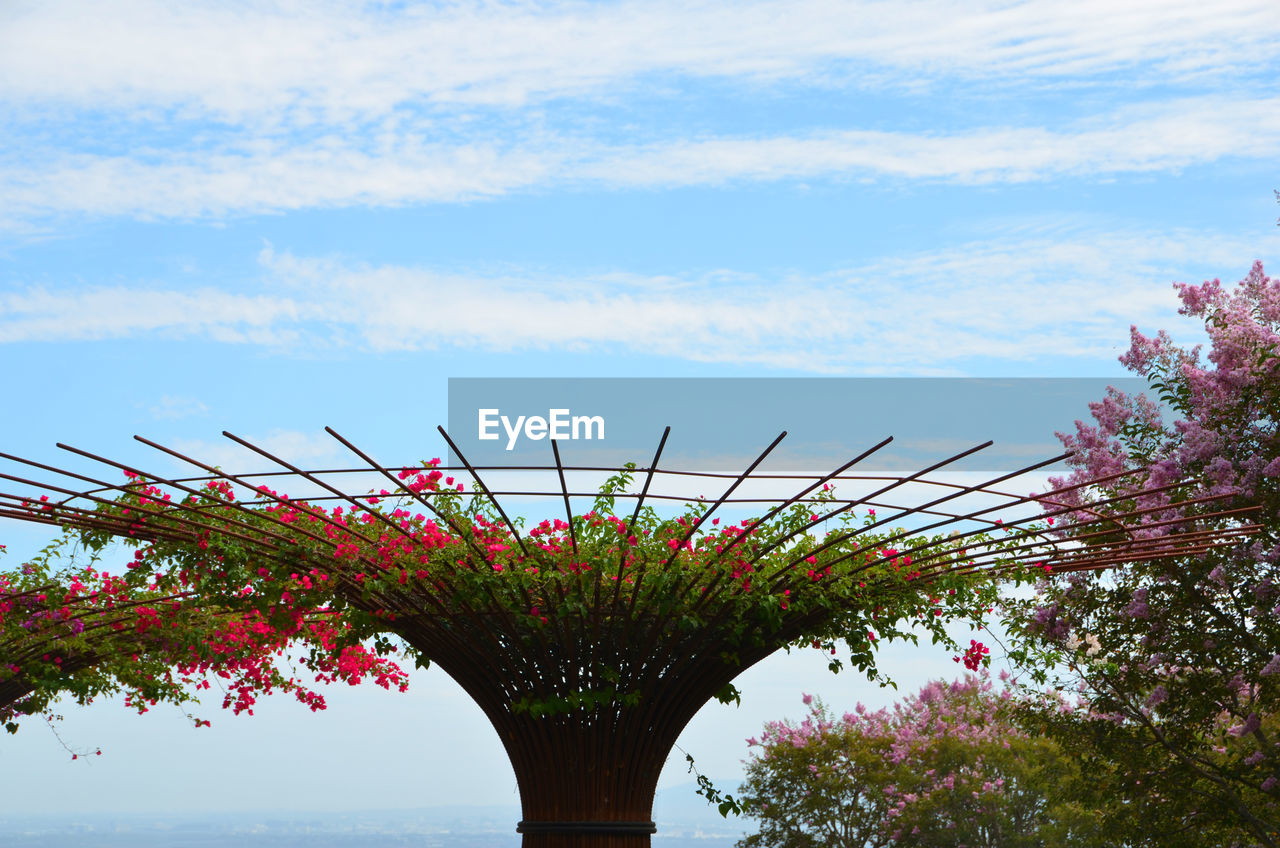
[661, 431, 787, 572]
[436, 426, 530, 559]
[322, 427, 492, 566]
[685, 436, 897, 617]
[618, 427, 671, 618]
[551, 440, 578, 559]
[773, 446, 1069, 582]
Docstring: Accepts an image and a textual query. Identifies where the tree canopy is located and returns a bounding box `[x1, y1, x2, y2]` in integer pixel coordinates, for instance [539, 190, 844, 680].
[738, 674, 1106, 848]
[1008, 260, 1280, 846]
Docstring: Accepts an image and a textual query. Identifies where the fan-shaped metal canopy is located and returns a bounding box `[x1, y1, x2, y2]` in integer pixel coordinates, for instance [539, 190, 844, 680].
[0, 427, 1258, 847]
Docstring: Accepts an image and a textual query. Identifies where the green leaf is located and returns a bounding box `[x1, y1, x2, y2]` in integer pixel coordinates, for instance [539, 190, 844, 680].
[714, 682, 742, 707]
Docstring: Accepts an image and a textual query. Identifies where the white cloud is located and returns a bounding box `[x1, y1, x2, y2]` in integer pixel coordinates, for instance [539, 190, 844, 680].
[147, 395, 210, 421]
[0, 285, 306, 343]
[586, 97, 1280, 186]
[0, 139, 559, 220]
[4, 95, 1277, 221]
[1, 0, 1275, 122]
[2, 228, 1274, 372]
[166, 429, 347, 478]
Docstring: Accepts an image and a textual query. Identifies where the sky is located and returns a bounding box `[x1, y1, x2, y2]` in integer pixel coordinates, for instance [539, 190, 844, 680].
[1, 0, 1279, 835]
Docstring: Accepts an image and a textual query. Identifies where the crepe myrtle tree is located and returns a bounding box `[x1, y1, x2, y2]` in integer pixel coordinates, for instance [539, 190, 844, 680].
[0, 530, 409, 744]
[0, 421, 1229, 847]
[1007, 260, 1280, 846]
[737, 674, 1107, 848]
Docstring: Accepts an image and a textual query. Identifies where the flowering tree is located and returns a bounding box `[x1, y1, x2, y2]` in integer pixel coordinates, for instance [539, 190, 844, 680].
[1009, 261, 1280, 846]
[0, 535, 409, 739]
[738, 675, 1104, 848]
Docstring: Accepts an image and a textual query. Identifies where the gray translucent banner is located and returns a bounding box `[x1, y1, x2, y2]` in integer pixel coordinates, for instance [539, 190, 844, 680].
[446, 378, 1149, 473]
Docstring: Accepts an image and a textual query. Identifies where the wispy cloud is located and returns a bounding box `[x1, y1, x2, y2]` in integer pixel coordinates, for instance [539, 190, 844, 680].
[4, 2, 1276, 226]
[0, 286, 304, 344]
[582, 97, 1280, 186]
[167, 429, 347, 476]
[3, 229, 1274, 372]
[0, 140, 557, 220]
[4, 95, 1277, 222]
[147, 395, 210, 421]
[3, 1, 1276, 122]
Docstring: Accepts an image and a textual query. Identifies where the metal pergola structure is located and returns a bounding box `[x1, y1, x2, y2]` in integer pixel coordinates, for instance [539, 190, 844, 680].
[0, 426, 1259, 847]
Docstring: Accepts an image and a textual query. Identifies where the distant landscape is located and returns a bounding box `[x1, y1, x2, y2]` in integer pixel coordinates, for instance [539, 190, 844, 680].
[0, 783, 746, 848]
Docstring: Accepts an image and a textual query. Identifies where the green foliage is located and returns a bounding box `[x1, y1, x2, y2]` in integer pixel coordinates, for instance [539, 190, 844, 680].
[21, 459, 1029, 725]
[1007, 261, 1280, 847]
[738, 678, 1109, 848]
[0, 526, 408, 735]
[684, 750, 745, 818]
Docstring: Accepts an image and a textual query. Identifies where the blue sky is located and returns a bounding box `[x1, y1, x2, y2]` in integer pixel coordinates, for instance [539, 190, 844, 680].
[2, 0, 1279, 831]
